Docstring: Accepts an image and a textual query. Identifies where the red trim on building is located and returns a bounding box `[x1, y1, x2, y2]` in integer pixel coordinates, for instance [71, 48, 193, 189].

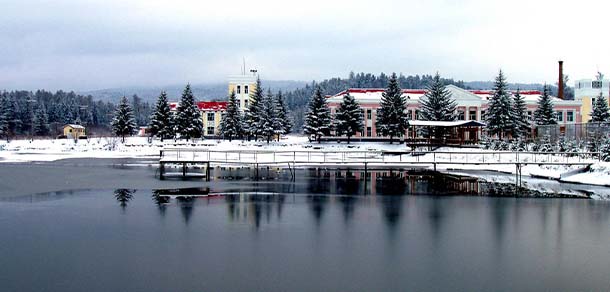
[169, 101, 228, 111]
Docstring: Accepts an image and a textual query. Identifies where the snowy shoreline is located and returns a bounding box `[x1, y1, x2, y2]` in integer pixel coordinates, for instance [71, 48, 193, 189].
[2, 135, 610, 198]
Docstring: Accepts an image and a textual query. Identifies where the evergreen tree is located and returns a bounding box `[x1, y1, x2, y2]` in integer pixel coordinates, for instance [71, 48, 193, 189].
[148, 91, 174, 141]
[0, 96, 10, 141]
[376, 73, 408, 143]
[175, 84, 203, 140]
[486, 70, 513, 138]
[32, 104, 50, 136]
[590, 92, 610, 122]
[259, 89, 277, 143]
[511, 89, 530, 138]
[334, 92, 363, 143]
[111, 96, 137, 143]
[303, 87, 332, 143]
[244, 77, 264, 140]
[419, 72, 457, 139]
[219, 90, 243, 142]
[534, 85, 557, 126]
[273, 91, 292, 140]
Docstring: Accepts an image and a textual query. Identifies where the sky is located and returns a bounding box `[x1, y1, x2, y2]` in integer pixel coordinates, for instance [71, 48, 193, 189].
[1, 0, 608, 91]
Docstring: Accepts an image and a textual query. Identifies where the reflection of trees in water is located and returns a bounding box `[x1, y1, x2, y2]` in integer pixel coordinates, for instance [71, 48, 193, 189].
[381, 196, 404, 237]
[177, 197, 195, 224]
[151, 193, 170, 216]
[114, 189, 135, 209]
[224, 194, 287, 229]
[307, 195, 329, 227]
[338, 195, 357, 225]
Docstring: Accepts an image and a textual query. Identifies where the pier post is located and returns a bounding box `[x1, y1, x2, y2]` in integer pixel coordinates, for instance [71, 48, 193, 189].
[159, 162, 165, 180]
[183, 163, 187, 178]
[206, 162, 210, 182]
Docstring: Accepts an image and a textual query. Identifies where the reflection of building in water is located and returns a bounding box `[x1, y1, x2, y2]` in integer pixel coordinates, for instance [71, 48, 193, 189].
[225, 194, 286, 229]
[313, 169, 480, 195]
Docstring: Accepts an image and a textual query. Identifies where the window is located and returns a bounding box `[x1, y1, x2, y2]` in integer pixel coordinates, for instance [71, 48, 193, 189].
[244, 100, 248, 108]
[221, 113, 226, 121]
[567, 111, 574, 122]
[207, 127, 215, 135]
[207, 113, 215, 122]
[244, 85, 249, 94]
[236, 85, 241, 94]
[407, 110, 413, 120]
[556, 111, 563, 122]
[415, 110, 421, 120]
[367, 109, 372, 119]
[592, 81, 603, 89]
[457, 110, 465, 121]
[469, 110, 477, 121]
[527, 111, 533, 121]
[367, 127, 372, 137]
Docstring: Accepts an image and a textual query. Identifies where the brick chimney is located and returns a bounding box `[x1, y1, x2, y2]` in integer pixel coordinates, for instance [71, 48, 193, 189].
[558, 60, 564, 99]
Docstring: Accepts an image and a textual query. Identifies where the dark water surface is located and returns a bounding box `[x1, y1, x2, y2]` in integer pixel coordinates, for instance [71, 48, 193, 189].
[1, 170, 610, 292]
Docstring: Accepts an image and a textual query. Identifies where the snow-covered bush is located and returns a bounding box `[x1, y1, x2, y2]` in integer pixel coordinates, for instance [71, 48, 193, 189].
[510, 139, 527, 152]
[556, 135, 568, 152]
[538, 135, 554, 153]
[498, 140, 510, 151]
[600, 138, 610, 162]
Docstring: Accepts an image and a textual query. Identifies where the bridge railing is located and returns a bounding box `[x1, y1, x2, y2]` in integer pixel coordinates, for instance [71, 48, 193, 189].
[159, 148, 601, 165]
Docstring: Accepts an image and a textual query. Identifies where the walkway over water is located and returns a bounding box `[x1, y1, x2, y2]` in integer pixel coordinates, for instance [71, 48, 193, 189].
[158, 148, 600, 183]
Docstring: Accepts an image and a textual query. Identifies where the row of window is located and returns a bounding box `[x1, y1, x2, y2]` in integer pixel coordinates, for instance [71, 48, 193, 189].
[346, 108, 577, 123]
[235, 85, 250, 95]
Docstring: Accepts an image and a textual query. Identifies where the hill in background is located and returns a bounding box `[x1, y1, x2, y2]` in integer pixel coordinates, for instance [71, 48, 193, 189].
[80, 80, 307, 103]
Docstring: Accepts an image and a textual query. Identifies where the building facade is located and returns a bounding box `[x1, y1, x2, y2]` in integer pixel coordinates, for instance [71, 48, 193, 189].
[169, 101, 227, 136]
[228, 74, 257, 111]
[326, 85, 582, 138]
[575, 75, 610, 123]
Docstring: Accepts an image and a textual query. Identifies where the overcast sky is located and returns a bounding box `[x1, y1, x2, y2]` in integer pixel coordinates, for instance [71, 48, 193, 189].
[1, 0, 608, 91]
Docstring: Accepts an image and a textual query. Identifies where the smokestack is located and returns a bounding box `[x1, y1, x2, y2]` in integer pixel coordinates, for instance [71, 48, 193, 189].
[558, 60, 564, 99]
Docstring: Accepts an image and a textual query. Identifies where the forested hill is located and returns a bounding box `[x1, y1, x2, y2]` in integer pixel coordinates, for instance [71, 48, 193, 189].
[282, 72, 469, 131]
[81, 80, 306, 103]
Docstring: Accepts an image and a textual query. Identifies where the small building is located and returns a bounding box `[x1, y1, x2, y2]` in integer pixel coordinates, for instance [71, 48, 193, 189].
[63, 124, 86, 139]
[228, 73, 257, 111]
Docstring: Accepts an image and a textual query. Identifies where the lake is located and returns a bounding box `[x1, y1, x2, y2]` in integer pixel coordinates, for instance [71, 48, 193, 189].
[1, 169, 609, 291]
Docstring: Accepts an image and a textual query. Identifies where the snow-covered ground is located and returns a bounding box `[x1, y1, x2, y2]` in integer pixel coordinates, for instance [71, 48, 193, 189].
[1, 135, 610, 198]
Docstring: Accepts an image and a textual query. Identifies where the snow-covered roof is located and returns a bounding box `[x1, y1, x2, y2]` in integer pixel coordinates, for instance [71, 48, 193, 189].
[408, 120, 486, 127]
[65, 124, 85, 129]
[169, 101, 228, 111]
[328, 86, 579, 106]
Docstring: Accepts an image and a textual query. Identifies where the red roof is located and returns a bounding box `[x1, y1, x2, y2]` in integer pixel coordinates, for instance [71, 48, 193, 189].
[169, 101, 228, 111]
[330, 88, 542, 97]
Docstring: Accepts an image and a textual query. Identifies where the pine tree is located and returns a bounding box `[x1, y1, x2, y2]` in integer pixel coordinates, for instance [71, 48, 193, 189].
[175, 84, 203, 140]
[273, 91, 292, 140]
[534, 85, 557, 126]
[334, 92, 363, 143]
[376, 73, 409, 144]
[111, 96, 137, 143]
[244, 77, 264, 140]
[259, 89, 277, 143]
[486, 70, 513, 139]
[219, 90, 243, 142]
[0, 96, 10, 141]
[303, 87, 332, 143]
[590, 92, 610, 122]
[32, 104, 50, 137]
[148, 91, 174, 141]
[419, 72, 457, 139]
[511, 89, 530, 138]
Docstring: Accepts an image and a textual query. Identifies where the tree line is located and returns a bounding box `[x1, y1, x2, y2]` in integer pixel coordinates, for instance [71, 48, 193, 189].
[0, 89, 152, 141]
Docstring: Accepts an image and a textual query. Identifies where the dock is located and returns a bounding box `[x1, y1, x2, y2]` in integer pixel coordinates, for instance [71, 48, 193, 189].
[158, 148, 599, 186]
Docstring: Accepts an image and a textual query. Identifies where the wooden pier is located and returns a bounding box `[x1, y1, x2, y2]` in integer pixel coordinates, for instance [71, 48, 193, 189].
[158, 148, 599, 185]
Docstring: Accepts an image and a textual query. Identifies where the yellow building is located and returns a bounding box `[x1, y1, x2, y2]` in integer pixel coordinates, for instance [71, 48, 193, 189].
[575, 76, 610, 123]
[228, 73, 257, 111]
[63, 124, 86, 139]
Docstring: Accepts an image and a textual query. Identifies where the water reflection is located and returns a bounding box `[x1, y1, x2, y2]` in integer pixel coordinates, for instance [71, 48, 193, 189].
[113, 189, 135, 209]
